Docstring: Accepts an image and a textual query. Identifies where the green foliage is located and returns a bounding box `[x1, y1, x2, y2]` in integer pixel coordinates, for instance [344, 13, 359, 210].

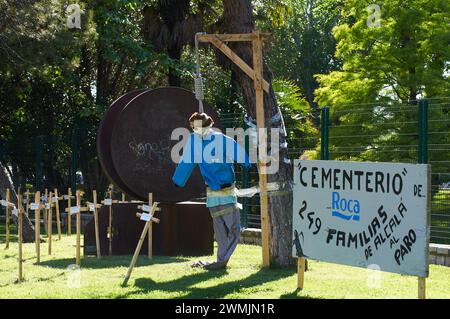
[315, 0, 450, 106]
[312, 0, 450, 183]
[273, 79, 319, 157]
[261, 0, 343, 109]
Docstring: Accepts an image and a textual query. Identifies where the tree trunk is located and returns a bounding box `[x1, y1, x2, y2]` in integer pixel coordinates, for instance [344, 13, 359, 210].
[219, 0, 294, 266]
[0, 163, 35, 243]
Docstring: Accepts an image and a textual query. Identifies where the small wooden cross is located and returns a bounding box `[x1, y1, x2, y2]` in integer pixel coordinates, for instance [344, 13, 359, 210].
[122, 197, 160, 286]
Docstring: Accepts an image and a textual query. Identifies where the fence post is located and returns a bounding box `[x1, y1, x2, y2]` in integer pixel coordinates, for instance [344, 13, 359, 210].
[418, 99, 428, 164]
[71, 126, 79, 192]
[321, 107, 330, 160]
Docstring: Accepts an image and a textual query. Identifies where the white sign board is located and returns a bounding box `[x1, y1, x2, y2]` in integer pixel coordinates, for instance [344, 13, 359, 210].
[292, 160, 430, 277]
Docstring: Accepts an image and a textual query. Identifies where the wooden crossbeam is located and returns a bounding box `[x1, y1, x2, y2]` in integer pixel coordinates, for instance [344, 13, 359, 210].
[197, 33, 271, 42]
[135, 213, 160, 224]
[198, 34, 270, 93]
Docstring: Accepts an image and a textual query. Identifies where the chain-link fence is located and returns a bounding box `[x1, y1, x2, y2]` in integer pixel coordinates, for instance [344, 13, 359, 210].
[1, 99, 449, 244]
[223, 99, 450, 245]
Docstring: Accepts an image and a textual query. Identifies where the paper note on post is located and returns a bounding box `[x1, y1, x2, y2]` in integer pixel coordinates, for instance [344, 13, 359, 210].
[103, 199, 112, 206]
[70, 207, 80, 215]
[140, 213, 152, 222]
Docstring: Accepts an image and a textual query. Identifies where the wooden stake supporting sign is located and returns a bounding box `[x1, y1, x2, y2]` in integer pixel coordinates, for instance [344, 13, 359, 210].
[25, 190, 30, 216]
[122, 199, 160, 286]
[17, 194, 23, 282]
[65, 191, 86, 266]
[297, 257, 306, 290]
[101, 188, 118, 256]
[67, 188, 73, 235]
[54, 189, 62, 240]
[3, 188, 11, 249]
[137, 194, 161, 259]
[47, 191, 53, 255]
[75, 191, 81, 265]
[147, 193, 152, 258]
[198, 31, 272, 267]
[418, 277, 426, 299]
[43, 188, 48, 234]
[87, 190, 102, 258]
[30, 191, 42, 263]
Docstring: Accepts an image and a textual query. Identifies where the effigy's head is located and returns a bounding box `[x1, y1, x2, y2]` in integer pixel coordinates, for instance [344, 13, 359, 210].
[189, 112, 214, 135]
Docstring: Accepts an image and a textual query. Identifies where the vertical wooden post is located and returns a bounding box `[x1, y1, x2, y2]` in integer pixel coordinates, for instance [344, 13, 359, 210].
[418, 277, 426, 299]
[67, 188, 72, 235]
[5, 188, 10, 249]
[54, 189, 61, 240]
[297, 258, 306, 290]
[35, 191, 41, 264]
[43, 188, 48, 234]
[76, 190, 81, 266]
[109, 188, 113, 256]
[93, 190, 101, 258]
[148, 193, 153, 259]
[25, 190, 30, 216]
[252, 30, 270, 267]
[18, 194, 23, 282]
[122, 193, 125, 202]
[47, 191, 53, 255]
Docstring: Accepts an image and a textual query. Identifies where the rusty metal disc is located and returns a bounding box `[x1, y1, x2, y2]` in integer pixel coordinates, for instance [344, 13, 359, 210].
[110, 87, 221, 202]
[97, 89, 148, 198]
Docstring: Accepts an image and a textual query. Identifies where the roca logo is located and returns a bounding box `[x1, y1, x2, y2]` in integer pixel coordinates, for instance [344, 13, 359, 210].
[331, 191, 361, 221]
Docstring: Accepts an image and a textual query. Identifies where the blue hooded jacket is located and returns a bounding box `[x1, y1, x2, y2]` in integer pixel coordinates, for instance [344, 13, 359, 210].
[172, 130, 252, 191]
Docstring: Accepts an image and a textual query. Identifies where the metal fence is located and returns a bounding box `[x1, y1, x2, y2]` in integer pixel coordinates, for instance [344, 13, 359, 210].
[1, 99, 449, 244]
[223, 98, 450, 245]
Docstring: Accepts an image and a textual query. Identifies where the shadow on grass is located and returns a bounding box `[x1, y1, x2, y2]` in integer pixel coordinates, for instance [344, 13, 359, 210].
[116, 266, 311, 299]
[280, 288, 315, 299]
[38, 255, 190, 269]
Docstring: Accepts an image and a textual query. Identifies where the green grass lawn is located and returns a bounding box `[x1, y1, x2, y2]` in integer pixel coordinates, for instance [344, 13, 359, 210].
[0, 229, 449, 299]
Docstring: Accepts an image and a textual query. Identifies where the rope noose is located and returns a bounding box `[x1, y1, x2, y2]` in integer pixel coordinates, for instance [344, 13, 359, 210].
[194, 32, 206, 114]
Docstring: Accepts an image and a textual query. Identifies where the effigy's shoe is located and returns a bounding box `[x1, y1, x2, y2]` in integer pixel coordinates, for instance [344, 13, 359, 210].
[204, 261, 228, 270]
[191, 260, 211, 268]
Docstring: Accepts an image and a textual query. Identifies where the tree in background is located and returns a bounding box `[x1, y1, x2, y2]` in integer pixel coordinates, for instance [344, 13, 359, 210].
[315, 0, 450, 105]
[313, 0, 449, 188]
[261, 0, 343, 112]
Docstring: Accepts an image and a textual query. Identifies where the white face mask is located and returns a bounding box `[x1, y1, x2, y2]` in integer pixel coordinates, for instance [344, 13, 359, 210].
[193, 126, 212, 136]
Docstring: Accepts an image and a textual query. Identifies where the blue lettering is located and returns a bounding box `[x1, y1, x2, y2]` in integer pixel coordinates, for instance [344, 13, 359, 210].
[331, 192, 361, 222]
[354, 200, 360, 214]
[332, 192, 340, 210]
